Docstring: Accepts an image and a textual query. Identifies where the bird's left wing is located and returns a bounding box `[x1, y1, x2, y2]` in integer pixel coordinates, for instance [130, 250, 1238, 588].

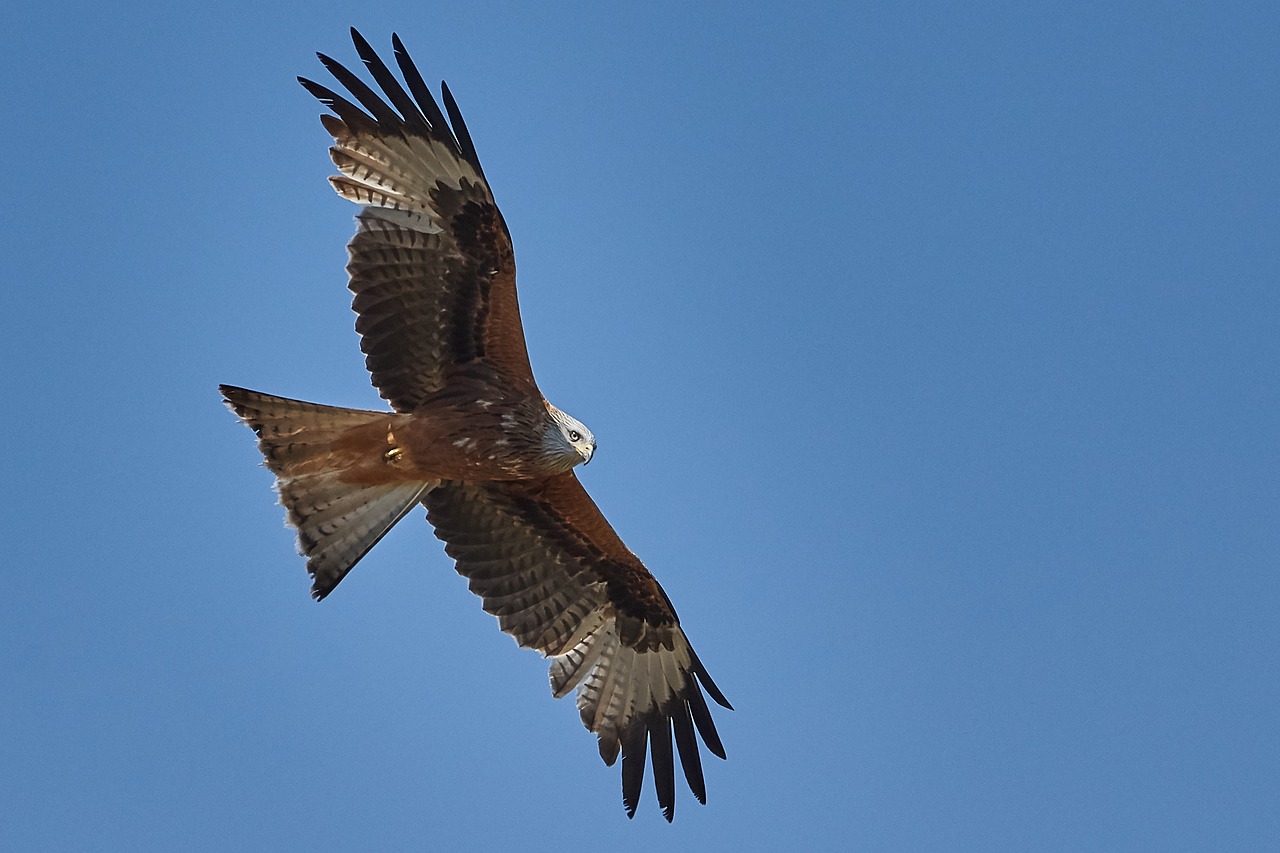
[424, 473, 732, 821]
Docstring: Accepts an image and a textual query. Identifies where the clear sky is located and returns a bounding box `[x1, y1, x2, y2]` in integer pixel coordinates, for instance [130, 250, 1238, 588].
[3, 1, 1277, 850]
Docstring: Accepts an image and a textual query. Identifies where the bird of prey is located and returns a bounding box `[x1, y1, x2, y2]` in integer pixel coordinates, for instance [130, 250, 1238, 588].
[220, 28, 730, 821]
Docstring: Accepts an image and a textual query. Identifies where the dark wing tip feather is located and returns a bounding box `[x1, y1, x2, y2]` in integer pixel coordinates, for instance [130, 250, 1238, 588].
[620, 728, 647, 819]
[316, 52, 404, 130]
[440, 80, 487, 181]
[671, 700, 707, 804]
[612, 668, 725, 819]
[305, 31, 483, 174]
[692, 649, 733, 710]
[349, 29, 432, 136]
[686, 679, 728, 761]
[389, 33, 460, 152]
[649, 714, 677, 822]
[297, 76, 376, 134]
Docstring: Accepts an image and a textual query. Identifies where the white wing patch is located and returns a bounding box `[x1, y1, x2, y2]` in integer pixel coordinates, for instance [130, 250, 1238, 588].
[550, 616, 691, 761]
[326, 121, 488, 237]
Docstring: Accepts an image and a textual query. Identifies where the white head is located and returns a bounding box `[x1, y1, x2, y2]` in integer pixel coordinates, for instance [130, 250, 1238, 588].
[545, 404, 596, 468]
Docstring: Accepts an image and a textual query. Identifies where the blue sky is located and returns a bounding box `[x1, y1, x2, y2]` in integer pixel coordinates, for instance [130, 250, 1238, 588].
[3, 1, 1277, 849]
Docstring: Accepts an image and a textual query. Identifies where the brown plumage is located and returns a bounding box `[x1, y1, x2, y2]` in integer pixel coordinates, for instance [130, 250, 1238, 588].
[220, 29, 729, 821]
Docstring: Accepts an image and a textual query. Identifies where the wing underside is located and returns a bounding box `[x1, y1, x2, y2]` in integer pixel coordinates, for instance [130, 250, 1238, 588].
[301, 30, 537, 412]
[424, 473, 731, 821]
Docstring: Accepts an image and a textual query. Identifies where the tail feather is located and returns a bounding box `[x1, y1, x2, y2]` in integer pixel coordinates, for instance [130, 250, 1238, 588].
[283, 471, 433, 598]
[219, 384, 435, 599]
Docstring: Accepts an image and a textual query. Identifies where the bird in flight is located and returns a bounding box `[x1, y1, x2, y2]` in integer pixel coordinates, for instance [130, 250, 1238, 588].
[220, 28, 730, 821]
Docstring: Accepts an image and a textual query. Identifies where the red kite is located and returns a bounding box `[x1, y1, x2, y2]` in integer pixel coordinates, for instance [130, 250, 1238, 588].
[220, 28, 730, 821]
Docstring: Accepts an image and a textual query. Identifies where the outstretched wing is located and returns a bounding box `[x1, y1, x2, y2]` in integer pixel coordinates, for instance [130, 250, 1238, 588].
[424, 473, 732, 821]
[300, 29, 537, 412]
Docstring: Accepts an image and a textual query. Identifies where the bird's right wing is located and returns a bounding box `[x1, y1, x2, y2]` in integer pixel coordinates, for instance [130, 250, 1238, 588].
[300, 29, 539, 412]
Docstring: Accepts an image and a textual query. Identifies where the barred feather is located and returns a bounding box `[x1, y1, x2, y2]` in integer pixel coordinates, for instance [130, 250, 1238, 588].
[220, 385, 435, 598]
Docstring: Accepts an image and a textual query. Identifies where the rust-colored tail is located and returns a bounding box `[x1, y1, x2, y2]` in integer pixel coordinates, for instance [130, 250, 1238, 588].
[219, 385, 435, 599]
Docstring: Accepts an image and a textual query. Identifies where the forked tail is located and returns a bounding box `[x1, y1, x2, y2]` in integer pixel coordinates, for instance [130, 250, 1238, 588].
[219, 385, 435, 598]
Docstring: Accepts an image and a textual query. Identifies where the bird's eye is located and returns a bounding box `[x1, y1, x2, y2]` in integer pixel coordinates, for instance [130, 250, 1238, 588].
[568, 430, 581, 442]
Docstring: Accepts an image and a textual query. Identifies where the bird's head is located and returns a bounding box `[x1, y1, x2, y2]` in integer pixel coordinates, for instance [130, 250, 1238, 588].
[546, 404, 596, 468]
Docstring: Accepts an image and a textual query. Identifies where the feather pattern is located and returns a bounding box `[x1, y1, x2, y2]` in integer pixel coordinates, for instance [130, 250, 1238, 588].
[219, 385, 437, 598]
[301, 29, 536, 412]
[425, 474, 732, 821]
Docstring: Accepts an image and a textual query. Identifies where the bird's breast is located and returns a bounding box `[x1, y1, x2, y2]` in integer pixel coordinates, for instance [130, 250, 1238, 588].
[395, 396, 562, 481]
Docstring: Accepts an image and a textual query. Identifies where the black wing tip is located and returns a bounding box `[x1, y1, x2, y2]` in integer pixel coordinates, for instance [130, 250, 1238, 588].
[671, 700, 707, 804]
[305, 29, 485, 175]
[349, 28, 379, 66]
[649, 715, 677, 822]
[613, 713, 686, 821]
[686, 678, 728, 761]
[438, 79, 486, 179]
[598, 653, 730, 819]
[620, 731, 647, 821]
[350, 29, 389, 69]
[296, 76, 344, 110]
[691, 650, 734, 710]
[703, 729, 728, 761]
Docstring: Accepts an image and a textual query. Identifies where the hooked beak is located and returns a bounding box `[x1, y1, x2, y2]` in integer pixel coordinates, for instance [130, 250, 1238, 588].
[583, 445, 596, 465]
